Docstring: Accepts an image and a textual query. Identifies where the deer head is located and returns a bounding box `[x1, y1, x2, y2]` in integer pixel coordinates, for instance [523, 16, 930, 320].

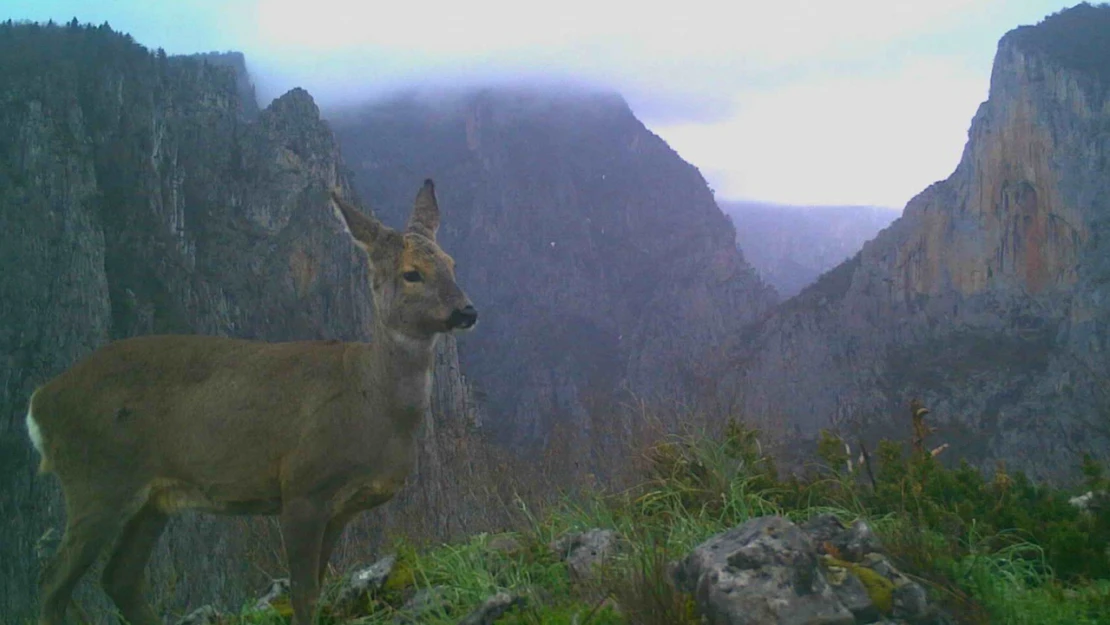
[331, 179, 477, 340]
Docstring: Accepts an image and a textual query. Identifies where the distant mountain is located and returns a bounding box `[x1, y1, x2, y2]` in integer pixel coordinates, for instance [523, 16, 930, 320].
[725, 2, 1110, 480]
[329, 88, 778, 447]
[721, 201, 899, 298]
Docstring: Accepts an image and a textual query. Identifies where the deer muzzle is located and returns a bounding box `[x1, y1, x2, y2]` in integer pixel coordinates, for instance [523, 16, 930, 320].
[446, 305, 478, 330]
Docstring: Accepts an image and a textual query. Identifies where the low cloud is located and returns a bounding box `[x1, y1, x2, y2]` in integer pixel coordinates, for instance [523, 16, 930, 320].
[6, 0, 1072, 206]
[659, 57, 991, 207]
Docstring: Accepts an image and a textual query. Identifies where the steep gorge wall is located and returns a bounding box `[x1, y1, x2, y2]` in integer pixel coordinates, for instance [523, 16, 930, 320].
[728, 5, 1110, 479]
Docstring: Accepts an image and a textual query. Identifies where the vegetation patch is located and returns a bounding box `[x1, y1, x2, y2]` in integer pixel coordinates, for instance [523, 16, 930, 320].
[208, 406, 1108, 625]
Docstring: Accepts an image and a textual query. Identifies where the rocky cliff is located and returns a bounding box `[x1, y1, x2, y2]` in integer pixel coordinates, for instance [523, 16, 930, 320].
[330, 89, 779, 449]
[721, 201, 899, 298]
[0, 22, 487, 621]
[189, 51, 260, 120]
[727, 3, 1110, 480]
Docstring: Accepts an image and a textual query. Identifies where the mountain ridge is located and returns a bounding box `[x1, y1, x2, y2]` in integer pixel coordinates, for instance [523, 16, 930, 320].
[724, 3, 1110, 480]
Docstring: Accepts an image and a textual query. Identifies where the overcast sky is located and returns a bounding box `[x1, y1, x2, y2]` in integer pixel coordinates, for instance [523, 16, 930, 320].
[9, 0, 1073, 208]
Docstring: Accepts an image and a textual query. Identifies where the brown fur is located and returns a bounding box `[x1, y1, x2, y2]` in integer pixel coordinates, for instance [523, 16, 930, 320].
[27, 180, 475, 625]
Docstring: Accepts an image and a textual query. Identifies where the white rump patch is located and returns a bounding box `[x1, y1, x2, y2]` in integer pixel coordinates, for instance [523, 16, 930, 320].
[26, 400, 44, 456]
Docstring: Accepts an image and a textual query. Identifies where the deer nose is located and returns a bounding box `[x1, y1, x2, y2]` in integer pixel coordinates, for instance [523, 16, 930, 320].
[447, 305, 478, 330]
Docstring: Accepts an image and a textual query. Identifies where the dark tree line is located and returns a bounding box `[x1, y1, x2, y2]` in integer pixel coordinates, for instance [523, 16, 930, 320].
[1006, 2, 1110, 86]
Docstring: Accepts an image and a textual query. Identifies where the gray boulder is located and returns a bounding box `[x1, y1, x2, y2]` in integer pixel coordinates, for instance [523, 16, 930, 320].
[392, 585, 451, 623]
[456, 591, 528, 625]
[842, 520, 883, 561]
[892, 581, 930, 623]
[859, 553, 951, 625]
[174, 605, 221, 625]
[824, 562, 880, 623]
[801, 514, 848, 547]
[334, 554, 397, 616]
[802, 514, 883, 561]
[673, 515, 856, 625]
[551, 529, 622, 580]
[253, 578, 290, 611]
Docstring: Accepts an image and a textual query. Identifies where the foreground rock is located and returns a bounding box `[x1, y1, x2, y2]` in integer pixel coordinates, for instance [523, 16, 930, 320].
[173, 605, 221, 625]
[550, 529, 623, 580]
[254, 578, 291, 612]
[803, 514, 883, 561]
[1069, 490, 1109, 514]
[674, 516, 855, 625]
[334, 554, 398, 616]
[384, 585, 449, 623]
[457, 592, 528, 625]
[674, 514, 952, 625]
[213, 554, 525, 624]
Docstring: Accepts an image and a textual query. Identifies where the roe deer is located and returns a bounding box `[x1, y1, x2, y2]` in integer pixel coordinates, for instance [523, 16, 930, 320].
[26, 179, 477, 625]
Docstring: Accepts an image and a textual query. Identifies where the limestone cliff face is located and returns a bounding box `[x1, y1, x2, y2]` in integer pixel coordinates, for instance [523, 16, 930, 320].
[330, 89, 778, 447]
[0, 23, 481, 621]
[890, 45, 1093, 300]
[730, 4, 1110, 479]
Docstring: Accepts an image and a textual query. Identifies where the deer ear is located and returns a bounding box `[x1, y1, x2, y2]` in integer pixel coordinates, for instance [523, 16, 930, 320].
[330, 189, 396, 256]
[406, 178, 440, 240]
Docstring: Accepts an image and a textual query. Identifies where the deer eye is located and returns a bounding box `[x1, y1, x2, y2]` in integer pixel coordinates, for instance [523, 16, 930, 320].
[402, 270, 424, 283]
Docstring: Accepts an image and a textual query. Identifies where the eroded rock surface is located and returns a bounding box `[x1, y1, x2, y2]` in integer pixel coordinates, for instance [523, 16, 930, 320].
[551, 528, 623, 580]
[675, 515, 953, 625]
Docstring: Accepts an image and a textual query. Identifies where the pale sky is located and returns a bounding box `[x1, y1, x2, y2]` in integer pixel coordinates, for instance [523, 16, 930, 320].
[6, 0, 1074, 207]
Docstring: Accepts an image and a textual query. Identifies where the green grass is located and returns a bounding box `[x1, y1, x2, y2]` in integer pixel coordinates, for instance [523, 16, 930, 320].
[219, 420, 1110, 625]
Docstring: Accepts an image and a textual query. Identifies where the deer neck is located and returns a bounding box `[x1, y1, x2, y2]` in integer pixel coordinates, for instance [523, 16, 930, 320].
[358, 318, 438, 430]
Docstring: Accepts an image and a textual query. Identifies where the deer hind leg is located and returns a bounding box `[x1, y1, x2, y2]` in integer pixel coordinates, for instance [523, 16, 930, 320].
[38, 486, 141, 625]
[101, 502, 169, 625]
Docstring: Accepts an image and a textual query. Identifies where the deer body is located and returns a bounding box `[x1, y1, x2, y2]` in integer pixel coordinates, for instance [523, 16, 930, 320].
[32, 335, 425, 516]
[28, 181, 475, 625]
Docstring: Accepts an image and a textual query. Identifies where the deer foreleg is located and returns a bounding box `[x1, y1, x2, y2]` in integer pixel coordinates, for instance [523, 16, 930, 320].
[281, 498, 329, 625]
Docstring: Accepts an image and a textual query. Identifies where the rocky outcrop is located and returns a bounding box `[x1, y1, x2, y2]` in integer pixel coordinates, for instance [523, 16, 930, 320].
[675, 516, 856, 625]
[457, 592, 529, 625]
[200, 552, 526, 625]
[721, 202, 899, 298]
[726, 4, 1110, 479]
[0, 23, 485, 621]
[333, 555, 397, 617]
[174, 605, 222, 625]
[330, 89, 778, 448]
[674, 514, 952, 625]
[550, 528, 624, 580]
[188, 51, 260, 120]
